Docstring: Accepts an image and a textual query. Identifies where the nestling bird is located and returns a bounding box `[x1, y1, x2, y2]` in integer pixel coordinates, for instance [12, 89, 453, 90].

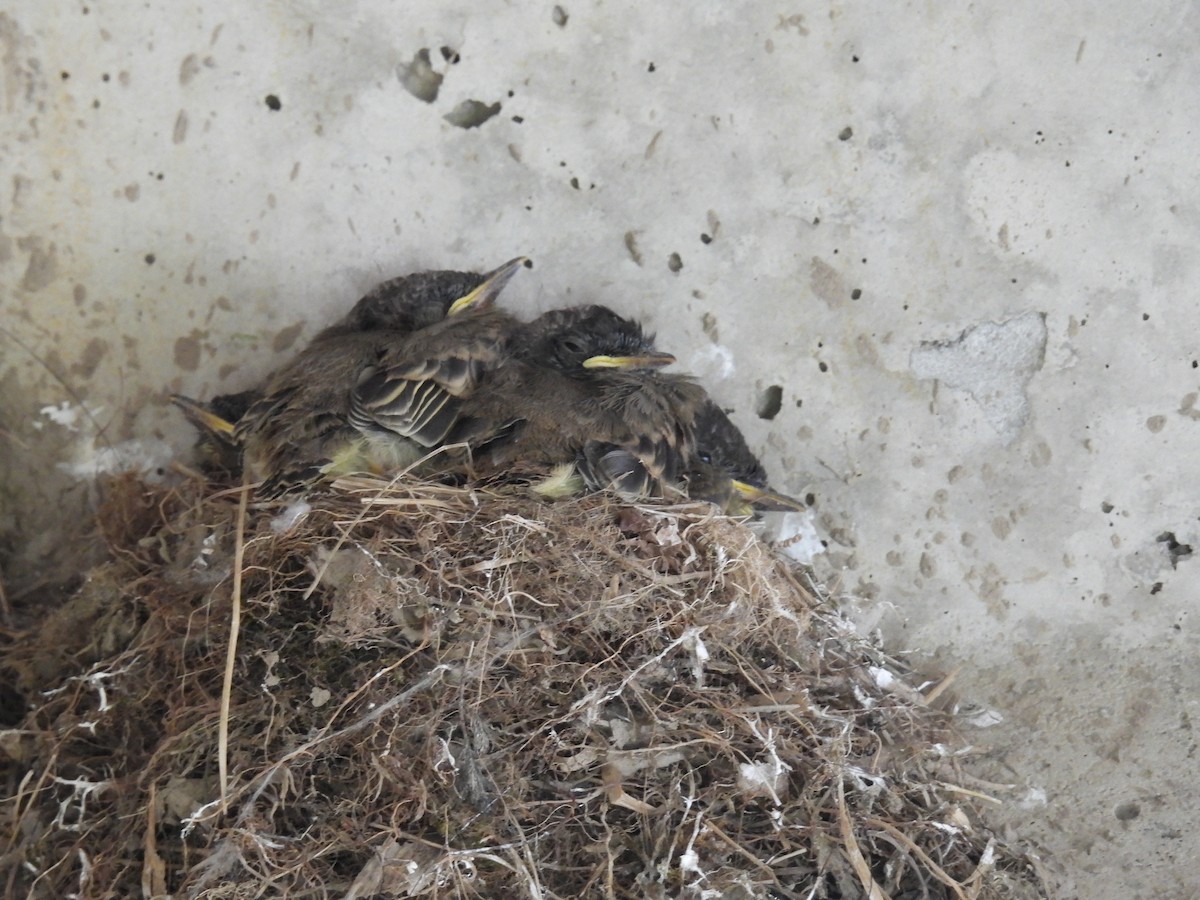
[173, 258, 528, 495]
[170, 266, 520, 467]
[169, 389, 258, 473]
[391, 302, 799, 513]
[684, 399, 806, 513]
[573, 371, 805, 513]
[349, 304, 702, 495]
[174, 265, 800, 513]
[467, 305, 704, 485]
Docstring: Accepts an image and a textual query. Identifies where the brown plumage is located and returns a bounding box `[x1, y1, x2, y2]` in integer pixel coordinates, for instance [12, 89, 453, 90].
[567, 354, 806, 513]
[347, 306, 519, 455]
[684, 399, 805, 512]
[460, 305, 706, 486]
[231, 258, 527, 495]
[348, 304, 704, 492]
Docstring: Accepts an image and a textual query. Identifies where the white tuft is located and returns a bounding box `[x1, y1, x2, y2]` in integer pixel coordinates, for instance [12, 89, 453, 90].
[40, 401, 91, 431]
[62, 438, 175, 480]
[1018, 786, 1048, 809]
[271, 501, 312, 533]
[688, 343, 736, 380]
[868, 666, 896, 690]
[772, 510, 824, 564]
[963, 707, 1005, 728]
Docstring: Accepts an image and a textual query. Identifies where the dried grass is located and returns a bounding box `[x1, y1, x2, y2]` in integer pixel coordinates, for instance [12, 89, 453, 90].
[0, 472, 1049, 899]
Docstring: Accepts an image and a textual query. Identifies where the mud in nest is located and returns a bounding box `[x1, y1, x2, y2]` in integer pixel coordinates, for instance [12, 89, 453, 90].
[1, 473, 1049, 898]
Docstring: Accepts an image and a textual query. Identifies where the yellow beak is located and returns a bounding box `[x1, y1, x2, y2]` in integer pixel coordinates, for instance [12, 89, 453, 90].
[169, 393, 237, 437]
[447, 256, 529, 315]
[582, 351, 676, 369]
[730, 479, 807, 512]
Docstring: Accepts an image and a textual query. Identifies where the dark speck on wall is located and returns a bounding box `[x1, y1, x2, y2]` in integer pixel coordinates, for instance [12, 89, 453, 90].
[818, 361, 829, 372]
[838, 126, 853, 141]
[272, 321, 306, 354]
[144, 253, 156, 265]
[624, 232, 643, 266]
[700, 234, 712, 244]
[667, 252, 682, 273]
[173, 333, 202, 371]
[444, 99, 501, 129]
[756, 385, 783, 420]
[440, 46, 461, 64]
[1113, 802, 1141, 822]
[265, 94, 282, 111]
[647, 62, 656, 72]
[851, 288, 862, 299]
[552, 5, 568, 27]
[398, 49, 443, 102]
[1157, 532, 1193, 568]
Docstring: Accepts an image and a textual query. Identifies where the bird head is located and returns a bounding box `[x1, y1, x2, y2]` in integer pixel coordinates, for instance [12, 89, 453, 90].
[447, 256, 530, 315]
[340, 257, 529, 333]
[524, 305, 675, 375]
[692, 400, 770, 487]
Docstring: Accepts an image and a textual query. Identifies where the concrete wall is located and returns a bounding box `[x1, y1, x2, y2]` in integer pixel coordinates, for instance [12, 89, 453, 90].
[3, 3, 1197, 896]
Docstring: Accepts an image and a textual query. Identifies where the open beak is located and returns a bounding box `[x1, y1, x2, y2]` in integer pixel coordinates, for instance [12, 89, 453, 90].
[447, 256, 529, 315]
[582, 350, 676, 370]
[730, 479, 807, 512]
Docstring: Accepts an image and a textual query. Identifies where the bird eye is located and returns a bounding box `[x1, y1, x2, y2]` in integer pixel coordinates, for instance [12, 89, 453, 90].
[698, 451, 712, 464]
[561, 337, 586, 354]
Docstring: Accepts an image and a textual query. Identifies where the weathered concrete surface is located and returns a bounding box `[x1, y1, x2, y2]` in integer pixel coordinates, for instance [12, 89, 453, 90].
[4, 4, 1198, 896]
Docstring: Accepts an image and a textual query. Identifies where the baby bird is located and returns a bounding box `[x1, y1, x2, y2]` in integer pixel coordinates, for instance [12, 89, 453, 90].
[457, 306, 706, 492]
[173, 258, 527, 496]
[572, 363, 805, 514]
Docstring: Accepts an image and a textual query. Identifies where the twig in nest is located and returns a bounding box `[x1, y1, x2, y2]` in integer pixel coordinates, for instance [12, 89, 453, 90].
[218, 481, 250, 809]
[837, 777, 892, 900]
[934, 780, 1004, 806]
[866, 817, 970, 900]
[922, 664, 962, 706]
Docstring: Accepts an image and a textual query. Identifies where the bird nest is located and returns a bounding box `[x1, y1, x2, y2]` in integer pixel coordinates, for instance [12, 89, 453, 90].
[1, 472, 1049, 899]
